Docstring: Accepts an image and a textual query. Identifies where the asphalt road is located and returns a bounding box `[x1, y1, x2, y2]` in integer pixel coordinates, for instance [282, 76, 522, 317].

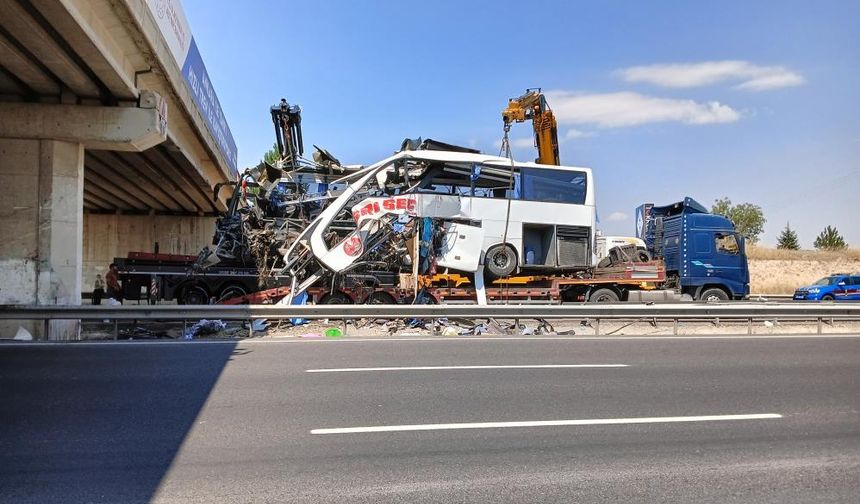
[2, 335, 859, 503]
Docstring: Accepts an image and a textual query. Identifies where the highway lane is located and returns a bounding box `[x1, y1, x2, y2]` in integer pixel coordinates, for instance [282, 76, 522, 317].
[1, 335, 859, 503]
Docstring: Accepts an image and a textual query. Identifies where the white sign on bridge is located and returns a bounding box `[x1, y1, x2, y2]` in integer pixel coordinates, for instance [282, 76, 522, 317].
[145, 0, 238, 176]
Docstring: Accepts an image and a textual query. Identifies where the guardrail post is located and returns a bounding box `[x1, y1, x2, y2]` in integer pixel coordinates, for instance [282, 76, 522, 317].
[113, 319, 118, 340]
[817, 317, 822, 335]
[748, 318, 752, 335]
[342, 318, 348, 337]
[43, 319, 50, 341]
[673, 318, 678, 336]
[594, 318, 600, 336]
[248, 319, 253, 338]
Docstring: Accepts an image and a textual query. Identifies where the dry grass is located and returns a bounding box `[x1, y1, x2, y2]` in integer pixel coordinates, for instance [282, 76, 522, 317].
[747, 245, 860, 261]
[748, 246, 860, 294]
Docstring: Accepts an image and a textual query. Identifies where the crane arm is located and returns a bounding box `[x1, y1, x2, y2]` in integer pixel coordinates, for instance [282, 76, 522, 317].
[501, 88, 560, 165]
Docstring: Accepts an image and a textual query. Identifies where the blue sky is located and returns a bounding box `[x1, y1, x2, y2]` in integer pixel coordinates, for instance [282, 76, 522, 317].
[183, 0, 859, 247]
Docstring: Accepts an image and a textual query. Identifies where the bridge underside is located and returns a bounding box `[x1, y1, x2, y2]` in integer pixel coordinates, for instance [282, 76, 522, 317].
[0, 0, 233, 339]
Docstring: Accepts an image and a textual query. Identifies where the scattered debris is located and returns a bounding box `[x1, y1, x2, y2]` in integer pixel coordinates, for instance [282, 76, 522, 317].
[324, 327, 343, 338]
[184, 319, 227, 340]
[120, 327, 170, 340]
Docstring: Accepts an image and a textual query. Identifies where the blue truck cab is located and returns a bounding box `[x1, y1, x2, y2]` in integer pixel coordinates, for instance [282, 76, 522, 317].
[636, 197, 750, 301]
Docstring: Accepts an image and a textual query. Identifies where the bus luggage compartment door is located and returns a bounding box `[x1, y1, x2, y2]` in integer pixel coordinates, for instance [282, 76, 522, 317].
[556, 225, 590, 267]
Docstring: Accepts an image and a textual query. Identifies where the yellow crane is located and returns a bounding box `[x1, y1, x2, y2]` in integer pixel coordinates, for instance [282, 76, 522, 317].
[501, 88, 560, 165]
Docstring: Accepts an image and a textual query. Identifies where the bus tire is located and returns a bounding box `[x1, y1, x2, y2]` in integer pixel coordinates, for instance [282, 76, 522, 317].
[699, 287, 729, 302]
[484, 244, 517, 279]
[589, 288, 619, 303]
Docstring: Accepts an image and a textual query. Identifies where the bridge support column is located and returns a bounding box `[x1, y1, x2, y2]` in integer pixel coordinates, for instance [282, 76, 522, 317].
[0, 139, 83, 340]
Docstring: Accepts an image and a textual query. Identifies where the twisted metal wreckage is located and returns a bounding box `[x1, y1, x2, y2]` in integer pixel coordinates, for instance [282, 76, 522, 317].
[193, 99, 603, 309]
[192, 100, 489, 306]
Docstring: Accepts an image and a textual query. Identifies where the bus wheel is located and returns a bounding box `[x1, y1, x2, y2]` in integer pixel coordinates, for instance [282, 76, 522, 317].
[699, 288, 729, 303]
[589, 288, 619, 303]
[182, 285, 210, 305]
[485, 244, 517, 279]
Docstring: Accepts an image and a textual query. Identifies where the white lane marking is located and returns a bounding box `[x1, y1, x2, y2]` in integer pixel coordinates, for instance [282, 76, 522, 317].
[306, 364, 628, 373]
[311, 413, 783, 435]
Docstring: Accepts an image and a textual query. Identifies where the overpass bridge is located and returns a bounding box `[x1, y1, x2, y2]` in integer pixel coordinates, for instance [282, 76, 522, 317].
[0, 0, 239, 338]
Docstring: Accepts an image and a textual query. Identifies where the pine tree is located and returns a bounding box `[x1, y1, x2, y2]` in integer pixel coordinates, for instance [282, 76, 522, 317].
[776, 222, 800, 250]
[813, 225, 847, 251]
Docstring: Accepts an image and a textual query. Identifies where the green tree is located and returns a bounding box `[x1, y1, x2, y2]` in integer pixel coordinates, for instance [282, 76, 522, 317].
[262, 143, 280, 164]
[813, 225, 847, 251]
[711, 197, 767, 244]
[776, 222, 800, 250]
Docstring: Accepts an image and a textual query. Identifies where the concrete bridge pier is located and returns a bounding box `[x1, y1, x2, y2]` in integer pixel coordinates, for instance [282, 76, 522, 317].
[0, 139, 83, 340]
[0, 95, 167, 340]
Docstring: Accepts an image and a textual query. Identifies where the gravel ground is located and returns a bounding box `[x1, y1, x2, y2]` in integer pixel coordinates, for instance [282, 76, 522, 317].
[78, 317, 860, 340]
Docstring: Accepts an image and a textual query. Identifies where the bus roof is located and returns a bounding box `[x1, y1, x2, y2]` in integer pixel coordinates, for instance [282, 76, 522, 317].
[396, 149, 592, 174]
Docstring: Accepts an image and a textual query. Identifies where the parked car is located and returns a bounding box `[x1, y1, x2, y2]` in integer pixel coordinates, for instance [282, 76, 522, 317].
[793, 274, 860, 301]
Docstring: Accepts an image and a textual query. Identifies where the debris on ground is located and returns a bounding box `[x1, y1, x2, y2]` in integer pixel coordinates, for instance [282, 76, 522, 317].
[184, 319, 227, 340]
[120, 327, 171, 340]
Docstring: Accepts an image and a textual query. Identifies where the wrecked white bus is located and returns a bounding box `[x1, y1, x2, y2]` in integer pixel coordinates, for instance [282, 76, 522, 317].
[281, 149, 597, 298]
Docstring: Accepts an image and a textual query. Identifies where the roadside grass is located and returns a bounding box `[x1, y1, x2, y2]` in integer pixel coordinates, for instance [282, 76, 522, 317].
[747, 245, 860, 261]
[748, 246, 860, 294]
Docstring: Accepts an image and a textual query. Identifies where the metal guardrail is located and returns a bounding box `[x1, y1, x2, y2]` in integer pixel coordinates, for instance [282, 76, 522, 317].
[1, 303, 859, 339]
[1, 303, 858, 320]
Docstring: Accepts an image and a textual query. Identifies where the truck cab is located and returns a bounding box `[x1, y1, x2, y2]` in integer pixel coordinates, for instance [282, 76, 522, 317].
[637, 197, 749, 301]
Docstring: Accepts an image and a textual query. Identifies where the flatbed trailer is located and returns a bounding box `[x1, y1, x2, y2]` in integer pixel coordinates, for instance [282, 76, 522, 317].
[219, 261, 667, 305]
[115, 252, 290, 304]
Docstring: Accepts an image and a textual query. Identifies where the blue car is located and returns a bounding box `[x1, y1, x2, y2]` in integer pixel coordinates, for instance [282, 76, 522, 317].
[793, 274, 860, 301]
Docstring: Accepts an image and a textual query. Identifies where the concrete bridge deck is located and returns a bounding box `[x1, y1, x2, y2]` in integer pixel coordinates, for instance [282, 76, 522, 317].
[0, 0, 239, 338]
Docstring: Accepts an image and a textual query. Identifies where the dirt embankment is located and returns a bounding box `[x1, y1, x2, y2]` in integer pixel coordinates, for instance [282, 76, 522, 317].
[748, 246, 860, 294]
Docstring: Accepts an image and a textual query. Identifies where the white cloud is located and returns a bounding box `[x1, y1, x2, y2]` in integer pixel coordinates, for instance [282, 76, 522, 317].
[606, 211, 628, 222]
[511, 137, 535, 149]
[492, 137, 534, 150]
[734, 72, 805, 91]
[546, 91, 740, 128]
[562, 129, 592, 141]
[618, 60, 805, 91]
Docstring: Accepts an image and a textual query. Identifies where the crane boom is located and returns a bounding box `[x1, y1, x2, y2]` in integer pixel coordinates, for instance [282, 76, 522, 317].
[501, 88, 560, 165]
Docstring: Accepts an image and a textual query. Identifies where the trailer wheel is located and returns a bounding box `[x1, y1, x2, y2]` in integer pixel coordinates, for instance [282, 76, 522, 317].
[182, 285, 210, 305]
[367, 292, 397, 305]
[218, 285, 248, 304]
[589, 288, 620, 303]
[320, 292, 352, 304]
[484, 244, 517, 279]
[699, 288, 729, 303]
